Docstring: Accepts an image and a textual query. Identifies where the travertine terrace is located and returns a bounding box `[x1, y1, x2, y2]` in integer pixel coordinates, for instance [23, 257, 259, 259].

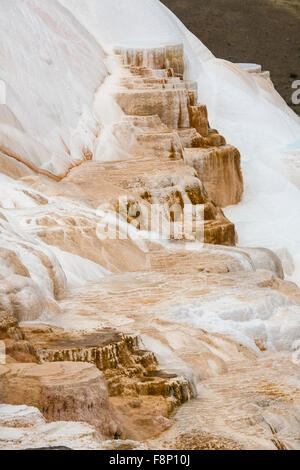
[1, 0, 300, 451]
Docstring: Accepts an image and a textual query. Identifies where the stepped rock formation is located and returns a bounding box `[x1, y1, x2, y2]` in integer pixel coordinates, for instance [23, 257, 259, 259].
[0, 0, 300, 450]
[111, 45, 243, 211]
[19, 325, 192, 440]
[184, 145, 243, 207]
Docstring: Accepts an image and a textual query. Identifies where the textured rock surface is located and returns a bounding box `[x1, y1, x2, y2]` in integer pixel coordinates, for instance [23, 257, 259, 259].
[184, 145, 243, 207]
[115, 88, 190, 130]
[0, 362, 120, 439]
[0, 276, 47, 322]
[0, 309, 37, 363]
[0, 311, 20, 340]
[0, 405, 145, 450]
[149, 352, 300, 450]
[20, 325, 192, 441]
[34, 263, 300, 447]
[114, 44, 185, 76]
[94, 49, 239, 245]
[0, 405, 45, 428]
[0, 420, 106, 450]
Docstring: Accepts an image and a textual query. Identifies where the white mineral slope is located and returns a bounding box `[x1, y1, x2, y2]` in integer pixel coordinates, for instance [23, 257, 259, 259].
[0, 1, 300, 290]
[57, 0, 300, 283]
[0, 174, 115, 275]
[0, 0, 107, 177]
[49, 246, 110, 288]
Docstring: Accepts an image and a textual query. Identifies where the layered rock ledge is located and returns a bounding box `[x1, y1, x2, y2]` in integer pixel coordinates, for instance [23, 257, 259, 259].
[0, 362, 120, 439]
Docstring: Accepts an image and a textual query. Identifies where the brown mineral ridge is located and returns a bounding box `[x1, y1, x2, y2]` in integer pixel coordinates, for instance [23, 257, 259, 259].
[21, 325, 192, 441]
